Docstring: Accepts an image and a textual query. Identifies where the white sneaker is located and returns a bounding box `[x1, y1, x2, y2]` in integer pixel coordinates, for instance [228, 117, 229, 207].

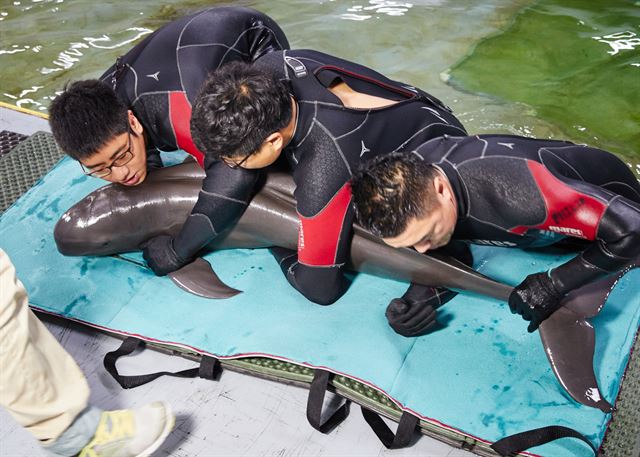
[78, 401, 175, 457]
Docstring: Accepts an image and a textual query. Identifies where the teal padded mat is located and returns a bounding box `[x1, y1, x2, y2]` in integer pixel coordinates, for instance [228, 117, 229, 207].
[1, 156, 639, 457]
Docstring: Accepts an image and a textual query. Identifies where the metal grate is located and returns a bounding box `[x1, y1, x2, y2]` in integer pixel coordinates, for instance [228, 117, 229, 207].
[0, 131, 64, 213]
[0, 130, 28, 157]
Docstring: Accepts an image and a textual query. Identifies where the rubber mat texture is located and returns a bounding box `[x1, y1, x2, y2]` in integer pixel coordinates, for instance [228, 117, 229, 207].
[0, 131, 63, 212]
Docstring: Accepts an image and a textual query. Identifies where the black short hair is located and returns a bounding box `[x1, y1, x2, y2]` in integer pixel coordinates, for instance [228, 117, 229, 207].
[49, 80, 129, 160]
[190, 61, 292, 161]
[351, 152, 440, 238]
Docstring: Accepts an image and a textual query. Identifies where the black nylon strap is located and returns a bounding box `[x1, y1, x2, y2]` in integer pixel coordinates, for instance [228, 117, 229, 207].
[490, 425, 597, 456]
[306, 370, 350, 433]
[361, 406, 419, 449]
[103, 337, 220, 389]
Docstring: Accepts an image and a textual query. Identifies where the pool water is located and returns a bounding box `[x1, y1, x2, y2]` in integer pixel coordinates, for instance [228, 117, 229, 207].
[1, 0, 638, 175]
[448, 0, 640, 169]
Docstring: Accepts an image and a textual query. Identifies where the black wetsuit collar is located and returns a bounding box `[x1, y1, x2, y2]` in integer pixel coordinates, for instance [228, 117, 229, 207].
[435, 161, 468, 222]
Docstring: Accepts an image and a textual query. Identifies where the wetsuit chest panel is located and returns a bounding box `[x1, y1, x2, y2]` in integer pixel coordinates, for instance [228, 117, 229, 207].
[297, 183, 352, 266]
[292, 126, 351, 217]
[509, 161, 608, 239]
[168, 92, 204, 167]
[291, 125, 354, 267]
[457, 158, 546, 231]
[131, 94, 173, 152]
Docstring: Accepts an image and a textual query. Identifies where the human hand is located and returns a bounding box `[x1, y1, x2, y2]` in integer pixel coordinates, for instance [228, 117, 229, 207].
[385, 297, 438, 337]
[508, 272, 565, 332]
[142, 235, 187, 276]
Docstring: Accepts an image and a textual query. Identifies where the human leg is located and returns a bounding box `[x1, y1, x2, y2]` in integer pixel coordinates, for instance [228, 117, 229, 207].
[0, 249, 175, 456]
[0, 248, 92, 445]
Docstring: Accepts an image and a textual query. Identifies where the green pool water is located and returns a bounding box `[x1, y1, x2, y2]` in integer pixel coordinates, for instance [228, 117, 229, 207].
[447, 0, 640, 170]
[1, 0, 638, 176]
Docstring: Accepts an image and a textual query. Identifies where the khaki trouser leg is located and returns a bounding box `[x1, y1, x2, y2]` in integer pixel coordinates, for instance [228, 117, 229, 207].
[0, 249, 90, 443]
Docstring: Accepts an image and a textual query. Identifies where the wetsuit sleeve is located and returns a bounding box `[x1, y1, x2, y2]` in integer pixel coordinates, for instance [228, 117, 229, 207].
[246, 11, 290, 61]
[550, 195, 640, 293]
[272, 183, 353, 305]
[515, 160, 640, 294]
[146, 148, 163, 170]
[171, 159, 260, 262]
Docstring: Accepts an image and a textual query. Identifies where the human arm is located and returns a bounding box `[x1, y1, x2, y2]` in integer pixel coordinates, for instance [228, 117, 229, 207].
[244, 8, 290, 61]
[146, 148, 163, 170]
[270, 182, 354, 305]
[510, 192, 640, 331]
[143, 159, 260, 275]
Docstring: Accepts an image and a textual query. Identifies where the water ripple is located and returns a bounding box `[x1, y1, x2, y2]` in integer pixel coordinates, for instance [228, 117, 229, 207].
[341, 1, 414, 21]
[39, 27, 152, 75]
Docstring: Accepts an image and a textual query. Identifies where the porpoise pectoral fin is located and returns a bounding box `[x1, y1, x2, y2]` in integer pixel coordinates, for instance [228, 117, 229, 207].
[539, 307, 613, 413]
[168, 257, 242, 299]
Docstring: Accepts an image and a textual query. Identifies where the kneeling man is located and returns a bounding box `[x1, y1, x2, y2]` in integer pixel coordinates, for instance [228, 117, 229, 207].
[351, 135, 640, 333]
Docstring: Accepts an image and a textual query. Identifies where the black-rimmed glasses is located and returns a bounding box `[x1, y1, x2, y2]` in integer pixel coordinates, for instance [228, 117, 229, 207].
[80, 132, 134, 178]
[222, 152, 253, 170]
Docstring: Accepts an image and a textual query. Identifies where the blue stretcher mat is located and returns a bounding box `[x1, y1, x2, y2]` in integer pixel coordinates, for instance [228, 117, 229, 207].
[1, 156, 639, 457]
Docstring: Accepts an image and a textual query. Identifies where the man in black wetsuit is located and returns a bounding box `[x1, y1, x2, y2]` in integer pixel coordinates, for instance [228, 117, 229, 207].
[351, 135, 640, 333]
[49, 6, 289, 264]
[187, 51, 467, 305]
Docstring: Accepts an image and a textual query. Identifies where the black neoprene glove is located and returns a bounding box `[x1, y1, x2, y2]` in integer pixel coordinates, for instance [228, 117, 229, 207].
[385, 296, 439, 337]
[508, 272, 565, 333]
[386, 242, 471, 337]
[142, 235, 188, 276]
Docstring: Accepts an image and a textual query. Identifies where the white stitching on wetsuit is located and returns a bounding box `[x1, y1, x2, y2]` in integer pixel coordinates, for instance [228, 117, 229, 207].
[217, 26, 276, 68]
[131, 90, 174, 107]
[199, 189, 249, 205]
[392, 123, 466, 153]
[456, 154, 529, 167]
[278, 252, 297, 266]
[315, 120, 352, 175]
[538, 147, 586, 181]
[335, 110, 371, 140]
[175, 10, 205, 94]
[187, 213, 218, 235]
[126, 64, 139, 101]
[477, 136, 488, 157]
[600, 181, 640, 199]
[294, 102, 317, 149]
[298, 100, 347, 110]
[421, 106, 450, 124]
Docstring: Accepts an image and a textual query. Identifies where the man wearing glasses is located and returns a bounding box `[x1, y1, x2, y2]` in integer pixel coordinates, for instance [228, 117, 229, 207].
[77, 122, 139, 184]
[186, 53, 468, 308]
[49, 6, 289, 274]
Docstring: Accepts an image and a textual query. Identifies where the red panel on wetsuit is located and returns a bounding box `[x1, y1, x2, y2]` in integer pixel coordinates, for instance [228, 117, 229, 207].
[168, 91, 205, 168]
[509, 161, 607, 240]
[298, 183, 352, 266]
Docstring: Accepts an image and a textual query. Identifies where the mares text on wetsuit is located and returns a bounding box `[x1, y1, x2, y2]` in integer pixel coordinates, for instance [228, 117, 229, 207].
[416, 134, 640, 292]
